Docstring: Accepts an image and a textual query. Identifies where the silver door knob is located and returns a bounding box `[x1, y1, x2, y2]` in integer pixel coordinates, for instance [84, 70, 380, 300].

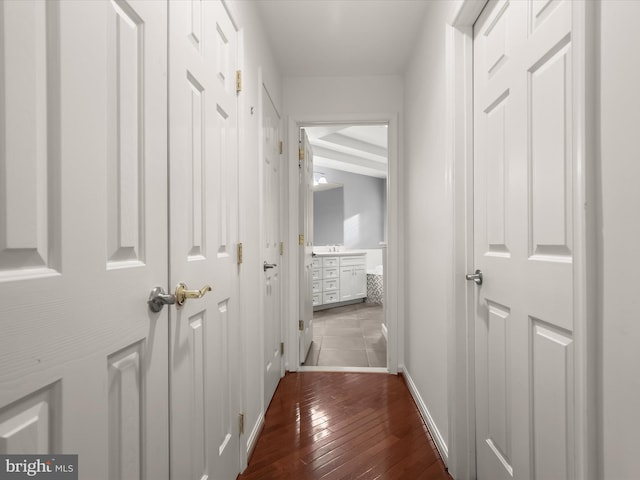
[465, 269, 483, 286]
[148, 286, 176, 313]
[263, 261, 277, 271]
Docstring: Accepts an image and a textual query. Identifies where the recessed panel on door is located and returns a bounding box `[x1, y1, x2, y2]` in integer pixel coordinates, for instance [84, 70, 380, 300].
[528, 37, 572, 260]
[0, 0, 60, 278]
[531, 319, 574, 480]
[107, 0, 145, 267]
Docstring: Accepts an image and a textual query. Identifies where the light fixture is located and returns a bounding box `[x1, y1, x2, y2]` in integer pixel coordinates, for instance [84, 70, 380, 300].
[314, 172, 328, 186]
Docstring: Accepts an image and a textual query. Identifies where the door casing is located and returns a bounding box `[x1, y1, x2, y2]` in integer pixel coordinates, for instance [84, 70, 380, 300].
[445, 1, 598, 479]
[285, 114, 400, 374]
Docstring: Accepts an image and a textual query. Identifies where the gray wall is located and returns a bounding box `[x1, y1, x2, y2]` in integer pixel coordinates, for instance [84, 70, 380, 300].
[314, 187, 344, 245]
[313, 167, 386, 248]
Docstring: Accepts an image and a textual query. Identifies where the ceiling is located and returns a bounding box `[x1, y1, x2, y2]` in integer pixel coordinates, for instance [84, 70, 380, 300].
[306, 124, 388, 179]
[254, 0, 431, 76]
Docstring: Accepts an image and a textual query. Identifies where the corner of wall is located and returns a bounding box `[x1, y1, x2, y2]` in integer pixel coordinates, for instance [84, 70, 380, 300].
[402, 366, 449, 466]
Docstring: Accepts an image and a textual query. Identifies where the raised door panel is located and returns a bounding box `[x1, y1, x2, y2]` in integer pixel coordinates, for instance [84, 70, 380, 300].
[0, 0, 60, 278]
[106, 0, 145, 267]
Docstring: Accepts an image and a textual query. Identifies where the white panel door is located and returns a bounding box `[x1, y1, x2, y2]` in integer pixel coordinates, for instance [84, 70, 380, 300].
[0, 1, 168, 478]
[262, 87, 283, 406]
[473, 1, 574, 479]
[299, 130, 314, 364]
[168, 1, 241, 479]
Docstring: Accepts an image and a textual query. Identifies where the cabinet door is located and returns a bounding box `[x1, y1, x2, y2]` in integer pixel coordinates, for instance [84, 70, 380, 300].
[354, 267, 367, 298]
[340, 266, 354, 301]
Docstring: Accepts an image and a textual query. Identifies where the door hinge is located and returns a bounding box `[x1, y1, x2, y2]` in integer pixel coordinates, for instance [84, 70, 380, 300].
[299, 320, 304, 331]
[239, 413, 244, 435]
[280, 342, 284, 355]
[237, 242, 243, 265]
[298, 234, 304, 246]
[236, 70, 242, 94]
[298, 147, 304, 161]
[279, 141, 283, 155]
[280, 241, 284, 256]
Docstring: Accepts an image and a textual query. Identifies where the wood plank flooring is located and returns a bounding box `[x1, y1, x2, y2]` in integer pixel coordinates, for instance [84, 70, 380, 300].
[237, 372, 452, 480]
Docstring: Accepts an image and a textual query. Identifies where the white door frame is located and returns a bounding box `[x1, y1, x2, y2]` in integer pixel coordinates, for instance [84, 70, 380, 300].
[285, 113, 401, 374]
[445, 1, 598, 479]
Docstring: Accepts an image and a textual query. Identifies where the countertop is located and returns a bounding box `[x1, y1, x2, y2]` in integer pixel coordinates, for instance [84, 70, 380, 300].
[313, 251, 366, 257]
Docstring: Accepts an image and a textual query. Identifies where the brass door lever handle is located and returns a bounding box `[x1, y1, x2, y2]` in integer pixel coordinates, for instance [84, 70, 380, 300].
[175, 283, 213, 306]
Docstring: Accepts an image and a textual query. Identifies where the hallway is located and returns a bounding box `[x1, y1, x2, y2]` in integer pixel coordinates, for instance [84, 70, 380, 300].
[238, 372, 451, 480]
[2, 1, 639, 478]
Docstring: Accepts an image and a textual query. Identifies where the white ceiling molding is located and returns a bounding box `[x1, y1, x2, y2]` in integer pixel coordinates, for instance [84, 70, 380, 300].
[306, 125, 388, 179]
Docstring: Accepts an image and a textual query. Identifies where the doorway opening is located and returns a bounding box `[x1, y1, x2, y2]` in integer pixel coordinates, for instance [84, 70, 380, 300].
[299, 124, 388, 369]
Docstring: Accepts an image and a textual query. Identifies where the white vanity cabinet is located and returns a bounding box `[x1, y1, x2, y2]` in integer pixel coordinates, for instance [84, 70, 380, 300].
[314, 252, 366, 309]
[312, 258, 322, 306]
[339, 255, 367, 302]
[320, 256, 340, 305]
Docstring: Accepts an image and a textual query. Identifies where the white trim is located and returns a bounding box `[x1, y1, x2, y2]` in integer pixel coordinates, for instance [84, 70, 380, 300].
[257, 66, 267, 428]
[285, 113, 401, 376]
[571, 2, 598, 479]
[402, 366, 449, 464]
[298, 366, 388, 374]
[445, 2, 485, 479]
[245, 412, 265, 464]
[236, 24, 249, 473]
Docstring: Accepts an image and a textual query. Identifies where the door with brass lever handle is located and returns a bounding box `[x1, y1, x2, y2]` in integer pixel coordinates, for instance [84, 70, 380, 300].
[148, 283, 213, 312]
[263, 261, 277, 272]
[465, 269, 483, 286]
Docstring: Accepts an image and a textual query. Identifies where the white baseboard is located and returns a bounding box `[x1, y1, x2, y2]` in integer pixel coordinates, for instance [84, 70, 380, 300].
[402, 366, 449, 465]
[246, 412, 265, 460]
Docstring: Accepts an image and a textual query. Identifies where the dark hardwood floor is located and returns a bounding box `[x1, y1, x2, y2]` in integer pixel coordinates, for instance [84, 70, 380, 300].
[238, 372, 453, 480]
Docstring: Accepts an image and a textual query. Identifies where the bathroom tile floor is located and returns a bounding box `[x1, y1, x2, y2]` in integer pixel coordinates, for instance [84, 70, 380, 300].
[303, 302, 386, 368]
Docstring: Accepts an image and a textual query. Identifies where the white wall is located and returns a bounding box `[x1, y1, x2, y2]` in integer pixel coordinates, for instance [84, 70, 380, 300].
[283, 75, 403, 116]
[403, 0, 457, 459]
[231, 0, 282, 468]
[599, 2, 640, 477]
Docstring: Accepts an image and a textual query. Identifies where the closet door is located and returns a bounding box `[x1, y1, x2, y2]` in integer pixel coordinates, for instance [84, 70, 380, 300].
[168, 1, 242, 479]
[0, 2, 169, 479]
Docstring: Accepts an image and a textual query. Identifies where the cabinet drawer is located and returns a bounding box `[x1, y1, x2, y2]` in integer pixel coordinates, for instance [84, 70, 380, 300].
[340, 255, 366, 267]
[323, 292, 339, 304]
[312, 258, 321, 268]
[323, 267, 339, 279]
[322, 278, 339, 292]
[322, 257, 339, 268]
[312, 268, 322, 280]
[313, 294, 321, 306]
[312, 280, 321, 294]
